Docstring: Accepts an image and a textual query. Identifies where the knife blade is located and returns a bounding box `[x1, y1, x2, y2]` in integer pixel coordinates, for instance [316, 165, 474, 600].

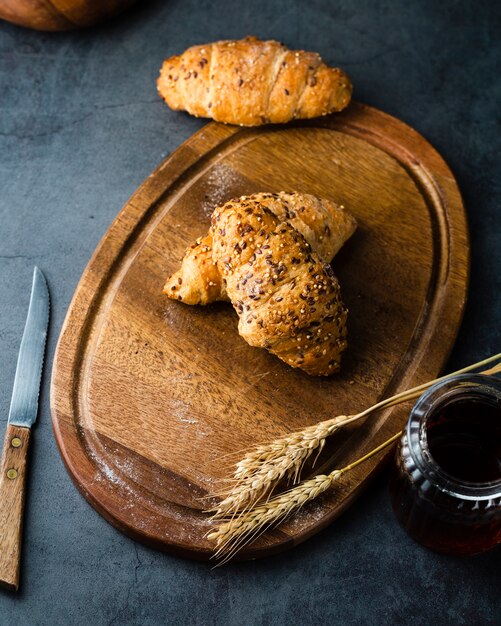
[0, 267, 50, 591]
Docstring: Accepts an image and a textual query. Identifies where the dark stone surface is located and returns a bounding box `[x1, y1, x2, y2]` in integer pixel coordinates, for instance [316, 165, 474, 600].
[0, 1, 499, 624]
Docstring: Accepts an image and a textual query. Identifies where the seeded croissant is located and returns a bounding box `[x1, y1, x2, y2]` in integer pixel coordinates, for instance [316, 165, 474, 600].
[157, 36, 352, 126]
[164, 192, 356, 305]
[165, 194, 356, 376]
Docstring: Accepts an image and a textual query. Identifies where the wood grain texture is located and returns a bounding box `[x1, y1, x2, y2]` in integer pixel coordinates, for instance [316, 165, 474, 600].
[0, 425, 31, 591]
[50, 102, 469, 560]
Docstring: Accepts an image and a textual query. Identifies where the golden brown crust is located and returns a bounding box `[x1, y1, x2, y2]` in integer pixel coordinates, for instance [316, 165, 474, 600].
[211, 198, 348, 375]
[255, 192, 356, 261]
[163, 192, 356, 305]
[163, 234, 225, 304]
[157, 37, 352, 126]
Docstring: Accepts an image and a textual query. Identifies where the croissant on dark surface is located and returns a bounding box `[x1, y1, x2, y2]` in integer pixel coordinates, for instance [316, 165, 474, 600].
[157, 37, 352, 126]
[164, 193, 356, 376]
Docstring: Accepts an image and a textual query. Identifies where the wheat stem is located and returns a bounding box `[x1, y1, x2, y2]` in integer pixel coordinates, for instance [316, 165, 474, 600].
[338, 430, 403, 472]
[208, 429, 403, 562]
[211, 353, 501, 518]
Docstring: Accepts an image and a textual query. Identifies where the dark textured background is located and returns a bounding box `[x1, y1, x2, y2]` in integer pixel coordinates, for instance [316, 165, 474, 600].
[0, 1, 499, 624]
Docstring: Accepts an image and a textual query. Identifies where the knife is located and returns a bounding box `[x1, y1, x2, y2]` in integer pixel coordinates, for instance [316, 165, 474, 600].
[0, 267, 49, 591]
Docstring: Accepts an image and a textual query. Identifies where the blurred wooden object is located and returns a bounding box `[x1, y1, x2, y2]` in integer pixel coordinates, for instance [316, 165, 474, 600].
[0, 0, 137, 31]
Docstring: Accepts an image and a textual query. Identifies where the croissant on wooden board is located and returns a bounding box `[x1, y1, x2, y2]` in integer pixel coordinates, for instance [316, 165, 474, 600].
[157, 37, 352, 126]
[164, 193, 357, 376]
[164, 192, 356, 305]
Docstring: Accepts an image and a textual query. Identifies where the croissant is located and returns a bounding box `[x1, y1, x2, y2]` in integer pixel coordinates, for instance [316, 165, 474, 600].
[157, 37, 352, 126]
[165, 194, 356, 376]
[164, 192, 357, 305]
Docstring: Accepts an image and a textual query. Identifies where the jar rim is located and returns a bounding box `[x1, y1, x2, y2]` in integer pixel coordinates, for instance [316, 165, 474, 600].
[407, 373, 501, 500]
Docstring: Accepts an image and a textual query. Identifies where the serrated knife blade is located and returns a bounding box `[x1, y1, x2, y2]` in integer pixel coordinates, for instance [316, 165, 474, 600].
[8, 267, 50, 428]
[0, 266, 50, 592]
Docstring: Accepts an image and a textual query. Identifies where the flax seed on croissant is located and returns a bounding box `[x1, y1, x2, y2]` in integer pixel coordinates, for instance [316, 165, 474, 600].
[165, 194, 356, 376]
[164, 192, 356, 305]
[157, 37, 352, 126]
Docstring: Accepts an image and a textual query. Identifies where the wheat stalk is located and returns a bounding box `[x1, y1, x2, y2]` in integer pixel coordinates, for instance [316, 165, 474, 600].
[208, 431, 403, 564]
[212, 354, 501, 518]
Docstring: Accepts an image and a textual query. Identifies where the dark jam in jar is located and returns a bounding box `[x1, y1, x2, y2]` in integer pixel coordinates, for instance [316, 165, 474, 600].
[427, 399, 501, 484]
[390, 374, 501, 555]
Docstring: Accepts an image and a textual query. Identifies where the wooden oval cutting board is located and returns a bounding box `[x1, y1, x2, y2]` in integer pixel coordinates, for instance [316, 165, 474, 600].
[51, 102, 469, 560]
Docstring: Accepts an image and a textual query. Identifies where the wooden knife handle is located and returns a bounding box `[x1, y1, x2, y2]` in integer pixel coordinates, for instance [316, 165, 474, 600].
[0, 424, 31, 591]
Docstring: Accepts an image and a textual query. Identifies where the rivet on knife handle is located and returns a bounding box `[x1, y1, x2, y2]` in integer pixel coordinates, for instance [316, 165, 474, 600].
[0, 424, 31, 591]
[0, 267, 50, 591]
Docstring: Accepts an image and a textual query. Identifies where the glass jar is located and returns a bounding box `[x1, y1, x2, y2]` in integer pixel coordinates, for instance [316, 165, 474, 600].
[390, 373, 501, 555]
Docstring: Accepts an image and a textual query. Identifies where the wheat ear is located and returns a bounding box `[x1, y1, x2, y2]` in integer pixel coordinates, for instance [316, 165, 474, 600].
[212, 354, 501, 518]
[208, 431, 403, 563]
